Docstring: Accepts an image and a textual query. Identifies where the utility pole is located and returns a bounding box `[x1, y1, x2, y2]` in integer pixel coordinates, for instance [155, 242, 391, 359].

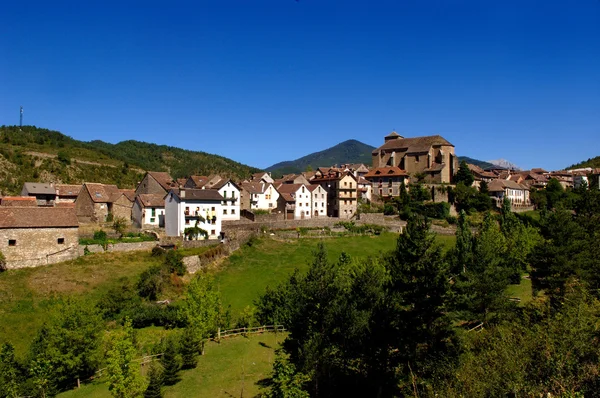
[20, 106, 23, 128]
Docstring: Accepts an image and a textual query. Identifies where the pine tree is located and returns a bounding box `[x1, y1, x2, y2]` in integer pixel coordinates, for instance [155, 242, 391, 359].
[144, 363, 163, 398]
[455, 161, 474, 186]
[179, 326, 200, 370]
[160, 338, 180, 386]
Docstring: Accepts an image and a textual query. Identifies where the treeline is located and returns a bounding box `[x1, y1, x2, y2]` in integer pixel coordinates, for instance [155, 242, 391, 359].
[0, 248, 240, 397]
[256, 187, 600, 397]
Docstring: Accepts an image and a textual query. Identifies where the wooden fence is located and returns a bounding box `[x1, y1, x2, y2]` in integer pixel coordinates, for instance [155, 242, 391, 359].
[216, 324, 286, 340]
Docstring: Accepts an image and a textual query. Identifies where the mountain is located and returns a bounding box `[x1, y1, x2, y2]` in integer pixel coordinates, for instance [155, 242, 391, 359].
[458, 156, 495, 170]
[567, 156, 600, 170]
[487, 158, 521, 171]
[0, 125, 260, 196]
[266, 139, 375, 177]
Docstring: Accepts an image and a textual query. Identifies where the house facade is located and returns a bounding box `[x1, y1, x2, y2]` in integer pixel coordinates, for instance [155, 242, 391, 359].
[488, 180, 530, 207]
[372, 132, 457, 183]
[55, 184, 82, 204]
[212, 179, 241, 221]
[21, 182, 56, 207]
[275, 183, 313, 220]
[309, 185, 328, 217]
[132, 194, 165, 228]
[364, 167, 409, 199]
[164, 189, 224, 240]
[240, 182, 279, 211]
[135, 171, 176, 196]
[0, 207, 79, 269]
[75, 183, 120, 223]
[311, 171, 357, 218]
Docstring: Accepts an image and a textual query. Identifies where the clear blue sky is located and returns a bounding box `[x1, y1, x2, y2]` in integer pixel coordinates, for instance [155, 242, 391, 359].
[1, 1, 599, 171]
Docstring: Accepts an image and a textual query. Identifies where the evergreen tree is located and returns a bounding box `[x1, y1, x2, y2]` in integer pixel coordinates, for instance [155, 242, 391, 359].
[479, 180, 489, 195]
[179, 326, 200, 370]
[144, 363, 163, 398]
[455, 210, 473, 274]
[160, 338, 180, 386]
[0, 343, 21, 398]
[455, 161, 474, 186]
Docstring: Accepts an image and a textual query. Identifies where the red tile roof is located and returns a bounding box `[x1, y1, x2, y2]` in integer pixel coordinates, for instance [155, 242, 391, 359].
[364, 167, 408, 178]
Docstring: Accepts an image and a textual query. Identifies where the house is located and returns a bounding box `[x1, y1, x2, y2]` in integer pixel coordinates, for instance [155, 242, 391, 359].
[364, 167, 409, 199]
[311, 170, 358, 218]
[135, 171, 176, 196]
[75, 183, 120, 223]
[275, 174, 311, 186]
[372, 132, 458, 183]
[111, 189, 136, 222]
[0, 207, 79, 269]
[357, 177, 372, 201]
[240, 182, 279, 211]
[1, 197, 38, 207]
[132, 194, 165, 228]
[467, 164, 498, 188]
[251, 172, 274, 184]
[275, 183, 313, 220]
[20, 182, 56, 207]
[211, 179, 241, 221]
[55, 184, 82, 203]
[184, 175, 210, 189]
[164, 189, 224, 240]
[308, 185, 328, 217]
[488, 180, 530, 207]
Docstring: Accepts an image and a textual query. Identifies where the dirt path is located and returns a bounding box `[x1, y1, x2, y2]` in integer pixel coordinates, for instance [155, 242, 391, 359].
[24, 151, 145, 172]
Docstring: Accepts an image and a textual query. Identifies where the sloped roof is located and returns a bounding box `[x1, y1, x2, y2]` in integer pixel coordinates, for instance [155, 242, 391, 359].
[0, 207, 79, 228]
[211, 178, 240, 190]
[241, 181, 268, 194]
[22, 182, 55, 195]
[276, 183, 305, 195]
[364, 167, 408, 178]
[170, 189, 223, 201]
[148, 171, 175, 191]
[1, 196, 37, 207]
[373, 135, 454, 155]
[187, 175, 209, 188]
[488, 180, 529, 192]
[84, 183, 120, 203]
[137, 194, 165, 208]
[119, 189, 136, 201]
[56, 184, 82, 197]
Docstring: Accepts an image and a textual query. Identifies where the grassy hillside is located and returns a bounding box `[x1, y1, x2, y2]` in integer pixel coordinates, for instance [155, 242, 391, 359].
[567, 156, 600, 170]
[458, 156, 495, 169]
[0, 125, 260, 195]
[266, 139, 375, 176]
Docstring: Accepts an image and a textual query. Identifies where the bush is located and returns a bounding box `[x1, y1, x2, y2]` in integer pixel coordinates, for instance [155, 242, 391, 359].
[137, 265, 164, 300]
[420, 202, 450, 219]
[446, 215, 458, 225]
[93, 230, 107, 241]
[57, 150, 70, 165]
[151, 246, 166, 257]
[383, 203, 397, 215]
[0, 250, 6, 271]
[165, 250, 185, 276]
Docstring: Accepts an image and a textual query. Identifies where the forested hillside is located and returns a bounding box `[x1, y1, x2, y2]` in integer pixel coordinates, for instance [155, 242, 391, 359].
[567, 155, 600, 169]
[0, 126, 260, 195]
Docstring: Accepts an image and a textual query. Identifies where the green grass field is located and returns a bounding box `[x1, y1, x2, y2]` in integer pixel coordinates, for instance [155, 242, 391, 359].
[58, 332, 283, 398]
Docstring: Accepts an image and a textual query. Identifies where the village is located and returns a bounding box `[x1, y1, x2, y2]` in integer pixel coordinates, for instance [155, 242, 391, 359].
[0, 130, 599, 270]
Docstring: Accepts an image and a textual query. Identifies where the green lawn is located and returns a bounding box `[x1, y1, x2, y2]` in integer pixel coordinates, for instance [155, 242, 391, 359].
[0, 251, 161, 355]
[59, 332, 283, 398]
[214, 233, 456, 317]
[506, 275, 534, 305]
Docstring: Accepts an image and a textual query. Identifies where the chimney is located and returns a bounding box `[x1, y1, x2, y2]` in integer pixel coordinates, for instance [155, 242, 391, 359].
[180, 189, 186, 198]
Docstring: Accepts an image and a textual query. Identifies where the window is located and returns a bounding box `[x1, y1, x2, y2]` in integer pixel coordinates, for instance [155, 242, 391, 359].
[350, 182, 353, 188]
[8, 239, 16, 246]
[151, 208, 156, 217]
[389, 188, 392, 194]
[299, 202, 302, 207]
[211, 207, 215, 211]
[302, 186, 305, 193]
[321, 194, 324, 198]
[305, 203, 308, 207]
[223, 191, 227, 198]
[211, 230, 216, 235]
[415, 155, 420, 162]
[344, 181, 347, 186]
[150, 218, 155, 223]
[268, 203, 273, 208]
[185, 219, 190, 225]
[321, 202, 324, 207]
[223, 209, 227, 215]
[57, 238, 65, 244]
[231, 209, 236, 214]
[306, 211, 309, 215]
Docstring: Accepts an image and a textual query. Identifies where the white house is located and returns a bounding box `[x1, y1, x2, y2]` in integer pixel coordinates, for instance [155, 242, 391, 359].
[132, 194, 165, 228]
[488, 180, 530, 207]
[308, 185, 328, 217]
[276, 183, 313, 219]
[240, 182, 279, 211]
[164, 189, 224, 240]
[211, 179, 241, 221]
[251, 172, 274, 184]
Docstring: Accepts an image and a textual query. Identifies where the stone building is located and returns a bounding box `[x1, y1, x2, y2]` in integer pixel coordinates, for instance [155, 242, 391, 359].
[75, 183, 125, 223]
[372, 131, 458, 183]
[0, 207, 79, 269]
[135, 171, 176, 196]
[132, 194, 165, 228]
[55, 184, 82, 204]
[364, 167, 410, 199]
[20, 182, 56, 207]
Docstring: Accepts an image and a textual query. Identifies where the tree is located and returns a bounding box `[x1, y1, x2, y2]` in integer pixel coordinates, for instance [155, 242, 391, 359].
[105, 319, 145, 398]
[479, 180, 489, 195]
[30, 298, 103, 391]
[0, 343, 21, 397]
[144, 362, 163, 398]
[159, 338, 180, 386]
[178, 273, 220, 355]
[455, 161, 474, 186]
[455, 210, 473, 274]
[30, 358, 55, 398]
[112, 217, 128, 239]
[179, 326, 200, 370]
[264, 352, 310, 398]
[183, 220, 207, 241]
[57, 150, 71, 165]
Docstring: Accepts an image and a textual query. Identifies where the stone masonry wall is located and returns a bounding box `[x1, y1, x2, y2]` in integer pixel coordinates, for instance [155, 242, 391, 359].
[0, 227, 80, 269]
[356, 213, 385, 223]
[78, 241, 157, 255]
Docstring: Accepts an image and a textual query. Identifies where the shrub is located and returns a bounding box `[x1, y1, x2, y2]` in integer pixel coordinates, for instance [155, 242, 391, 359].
[446, 215, 458, 225]
[56, 150, 70, 165]
[93, 230, 107, 241]
[165, 250, 185, 276]
[137, 265, 164, 300]
[151, 246, 166, 257]
[0, 250, 6, 271]
[383, 203, 397, 215]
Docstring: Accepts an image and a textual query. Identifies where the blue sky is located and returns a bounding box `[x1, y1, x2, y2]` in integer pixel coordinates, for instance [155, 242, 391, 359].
[1, 1, 599, 171]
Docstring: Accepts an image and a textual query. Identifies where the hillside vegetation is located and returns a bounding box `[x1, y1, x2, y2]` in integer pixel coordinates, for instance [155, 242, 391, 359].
[0, 125, 260, 195]
[266, 139, 375, 176]
[567, 155, 600, 170]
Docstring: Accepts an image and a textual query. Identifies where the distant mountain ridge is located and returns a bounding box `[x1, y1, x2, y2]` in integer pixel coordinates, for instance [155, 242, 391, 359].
[458, 157, 495, 170]
[266, 139, 375, 177]
[567, 156, 600, 170]
[0, 125, 260, 195]
[487, 158, 522, 171]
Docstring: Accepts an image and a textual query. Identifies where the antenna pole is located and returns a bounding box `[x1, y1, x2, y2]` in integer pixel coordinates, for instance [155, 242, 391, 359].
[20, 106, 23, 128]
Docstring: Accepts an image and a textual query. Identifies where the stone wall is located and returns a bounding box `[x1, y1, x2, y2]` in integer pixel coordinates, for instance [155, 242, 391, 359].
[78, 241, 157, 255]
[356, 213, 385, 223]
[0, 227, 80, 269]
